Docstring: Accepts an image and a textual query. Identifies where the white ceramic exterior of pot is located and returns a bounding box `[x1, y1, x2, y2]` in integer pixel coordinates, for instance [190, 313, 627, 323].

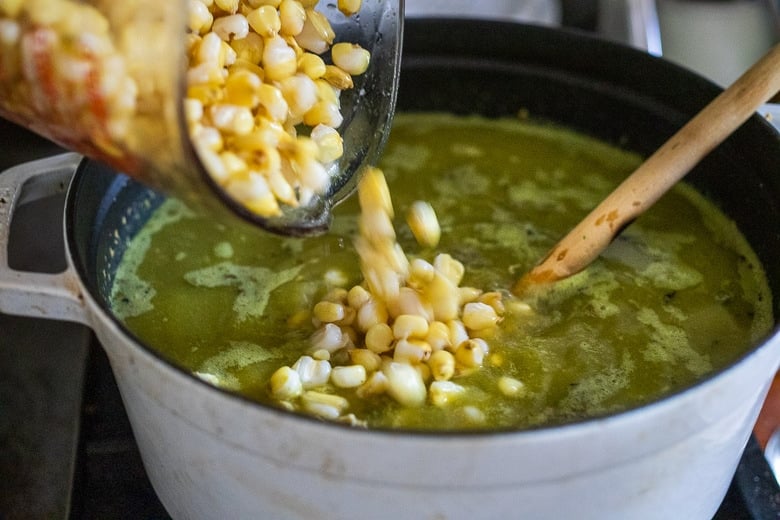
[1, 155, 779, 519]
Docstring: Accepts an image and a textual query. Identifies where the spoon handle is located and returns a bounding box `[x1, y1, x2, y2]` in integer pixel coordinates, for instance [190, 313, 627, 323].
[516, 43, 780, 293]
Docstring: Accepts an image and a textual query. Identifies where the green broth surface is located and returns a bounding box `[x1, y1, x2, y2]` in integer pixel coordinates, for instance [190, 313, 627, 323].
[110, 113, 773, 430]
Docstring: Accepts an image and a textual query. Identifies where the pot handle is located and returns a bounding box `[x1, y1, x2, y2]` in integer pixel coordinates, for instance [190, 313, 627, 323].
[0, 153, 91, 325]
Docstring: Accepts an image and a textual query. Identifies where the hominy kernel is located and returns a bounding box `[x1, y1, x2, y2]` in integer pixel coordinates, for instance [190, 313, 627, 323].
[298, 51, 326, 78]
[337, 0, 361, 16]
[269, 366, 303, 399]
[346, 284, 371, 309]
[462, 301, 500, 330]
[215, 0, 241, 13]
[301, 390, 349, 419]
[434, 253, 465, 285]
[295, 8, 334, 54]
[262, 34, 297, 80]
[292, 355, 332, 388]
[365, 322, 393, 353]
[247, 5, 281, 37]
[425, 321, 452, 352]
[356, 370, 388, 398]
[313, 300, 346, 323]
[279, 0, 306, 36]
[498, 376, 526, 397]
[428, 350, 456, 381]
[321, 287, 348, 303]
[309, 322, 346, 353]
[425, 272, 460, 322]
[330, 364, 367, 388]
[429, 380, 465, 407]
[478, 291, 505, 315]
[331, 42, 370, 75]
[406, 200, 440, 248]
[348, 348, 382, 373]
[392, 314, 429, 340]
[393, 338, 432, 364]
[230, 31, 264, 62]
[407, 259, 435, 290]
[458, 286, 482, 305]
[394, 286, 434, 321]
[356, 297, 389, 332]
[447, 320, 470, 349]
[454, 338, 486, 368]
[212, 13, 250, 41]
[383, 361, 427, 407]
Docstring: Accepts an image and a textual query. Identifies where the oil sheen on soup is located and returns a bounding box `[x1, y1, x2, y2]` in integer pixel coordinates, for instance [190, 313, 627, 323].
[109, 112, 773, 431]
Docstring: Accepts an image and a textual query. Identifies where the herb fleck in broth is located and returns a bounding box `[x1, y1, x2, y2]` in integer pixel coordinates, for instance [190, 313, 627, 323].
[110, 113, 773, 430]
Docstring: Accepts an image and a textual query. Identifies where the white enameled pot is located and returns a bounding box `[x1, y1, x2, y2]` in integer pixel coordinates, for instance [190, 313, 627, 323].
[2, 20, 780, 519]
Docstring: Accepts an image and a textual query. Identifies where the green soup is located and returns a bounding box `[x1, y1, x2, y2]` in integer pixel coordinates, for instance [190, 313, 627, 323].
[110, 112, 773, 430]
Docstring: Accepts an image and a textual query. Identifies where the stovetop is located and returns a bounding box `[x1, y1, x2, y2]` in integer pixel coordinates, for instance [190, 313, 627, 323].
[2, 96, 780, 520]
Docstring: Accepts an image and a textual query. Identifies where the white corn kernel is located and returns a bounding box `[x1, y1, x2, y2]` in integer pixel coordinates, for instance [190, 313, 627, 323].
[394, 286, 434, 321]
[447, 320, 470, 348]
[478, 291, 505, 315]
[458, 286, 482, 305]
[188, 0, 214, 34]
[300, 390, 348, 419]
[383, 361, 426, 407]
[406, 200, 441, 248]
[428, 350, 455, 381]
[279, 73, 318, 117]
[429, 380, 465, 407]
[338, 0, 361, 16]
[392, 314, 430, 340]
[262, 34, 297, 80]
[331, 42, 370, 75]
[393, 338, 432, 364]
[424, 272, 460, 322]
[498, 376, 526, 397]
[310, 124, 343, 163]
[348, 348, 382, 373]
[454, 338, 487, 368]
[313, 300, 347, 323]
[212, 14, 250, 41]
[209, 104, 255, 135]
[247, 5, 281, 37]
[365, 322, 393, 354]
[303, 100, 343, 128]
[215, 0, 240, 13]
[330, 364, 367, 388]
[462, 302, 500, 330]
[279, 0, 306, 36]
[408, 258, 435, 287]
[356, 297, 389, 332]
[298, 52, 326, 79]
[295, 8, 334, 54]
[256, 83, 289, 121]
[434, 253, 465, 285]
[425, 321, 452, 352]
[356, 370, 388, 398]
[292, 355, 332, 388]
[230, 31, 264, 63]
[269, 366, 303, 399]
[309, 323, 347, 353]
[347, 284, 371, 309]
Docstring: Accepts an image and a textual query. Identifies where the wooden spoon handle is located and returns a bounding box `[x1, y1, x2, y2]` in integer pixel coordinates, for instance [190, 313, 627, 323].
[516, 43, 780, 294]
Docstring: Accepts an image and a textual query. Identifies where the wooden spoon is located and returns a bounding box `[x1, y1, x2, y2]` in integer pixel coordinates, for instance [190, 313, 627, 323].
[514, 43, 780, 295]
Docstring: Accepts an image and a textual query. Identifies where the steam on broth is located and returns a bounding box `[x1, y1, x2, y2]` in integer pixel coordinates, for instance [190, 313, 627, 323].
[110, 112, 773, 430]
